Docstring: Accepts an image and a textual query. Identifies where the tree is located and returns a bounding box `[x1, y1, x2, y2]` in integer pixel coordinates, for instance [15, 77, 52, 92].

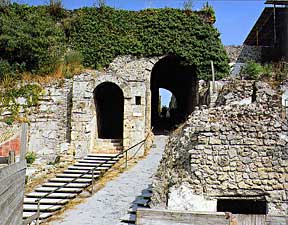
[0, 0, 10, 11]
[94, 0, 106, 8]
[183, 0, 193, 11]
[49, 0, 63, 17]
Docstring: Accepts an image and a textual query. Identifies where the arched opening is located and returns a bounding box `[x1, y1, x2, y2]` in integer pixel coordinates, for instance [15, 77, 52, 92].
[94, 82, 124, 139]
[151, 55, 198, 132]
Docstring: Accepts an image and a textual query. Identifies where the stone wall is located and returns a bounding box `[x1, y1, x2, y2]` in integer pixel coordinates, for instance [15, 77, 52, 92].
[0, 80, 73, 161]
[70, 55, 156, 157]
[225, 45, 262, 76]
[27, 80, 72, 161]
[0, 54, 204, 161]
[225, 45, 262, 63]
[151, 80, 288, 216]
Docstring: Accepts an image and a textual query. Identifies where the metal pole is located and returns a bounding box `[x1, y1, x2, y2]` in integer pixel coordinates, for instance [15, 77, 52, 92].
[273, 4, 277, 46]
[256, 29, 259, 46]
[91, 169, 94, 195]
[125, 151, 128, 169]
[36, 201, 40, 225]
[211, 61, 215, 93]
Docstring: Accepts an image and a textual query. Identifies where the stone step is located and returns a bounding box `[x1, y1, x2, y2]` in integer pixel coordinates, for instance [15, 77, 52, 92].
[24, 198, 69, 205]
[94, 143, 122, 147]
[87, 153, 121, 158]
[134, 198, 150, 207]
[42, 182, 89, 188]
[121, 213, 136, 223]
[23, 204, 62, 212]
[74, 162, 112, 167]
[35, 187, 83, 193]
[56, 173, 99, 179]
[63, 169, 106, 174]
[84, 156, 120, 161]
[94, 147, 123, 151]
[127, 205, 147, 214]
[68, 165, 111, 170]
[49, 177, 92, 183]
[26, 192, 77, 199]
[23, 212, 53, 220]
[141, 190, 153, 199]
[96, 139, 122, 143]
[78, 159, 116, 164]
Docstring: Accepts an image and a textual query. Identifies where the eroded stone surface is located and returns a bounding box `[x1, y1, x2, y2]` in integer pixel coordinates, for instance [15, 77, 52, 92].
[152, 80, 288, 216]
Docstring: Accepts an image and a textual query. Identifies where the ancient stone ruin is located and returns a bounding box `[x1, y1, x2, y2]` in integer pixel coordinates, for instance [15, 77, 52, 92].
[151, 80, 288, 217]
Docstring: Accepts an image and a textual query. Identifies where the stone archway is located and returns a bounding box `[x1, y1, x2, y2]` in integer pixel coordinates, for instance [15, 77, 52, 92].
[93, 82, 124, 139]
[151, 55, 198, 132]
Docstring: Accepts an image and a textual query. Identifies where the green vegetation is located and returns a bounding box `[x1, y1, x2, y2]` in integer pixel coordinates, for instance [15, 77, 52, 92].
[70, 7, 229, 79]
[25, 151, 36, 165]
[241, 61, 264, 80]
[241, 60, 288, 81]
[0, 83, 43, 124]
[0, 4, 65, 77]
[0, 3, 229, 81]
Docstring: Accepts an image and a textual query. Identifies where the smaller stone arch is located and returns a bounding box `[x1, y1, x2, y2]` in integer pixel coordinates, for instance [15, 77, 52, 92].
[93, 82, 124, 139]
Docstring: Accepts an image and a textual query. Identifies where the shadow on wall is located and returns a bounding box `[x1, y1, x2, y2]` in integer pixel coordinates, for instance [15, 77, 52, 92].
[150, 55, 198, 132]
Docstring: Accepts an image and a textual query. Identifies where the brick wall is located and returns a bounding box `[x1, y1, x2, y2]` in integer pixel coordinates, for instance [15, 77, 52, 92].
[0, 135, 20, 157]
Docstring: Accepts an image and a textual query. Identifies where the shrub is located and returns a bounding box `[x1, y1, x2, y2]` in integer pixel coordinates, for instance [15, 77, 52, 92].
[70, 7, 229, 80]
[200, 2, 216, 23]
[25, 151, 36, 164]
[0, 0, 10, 10]
[241, 61, 264, 80]
[0, 4, 65, 75]
[262, 64, 273, 78]
[63, 50, 83, 78]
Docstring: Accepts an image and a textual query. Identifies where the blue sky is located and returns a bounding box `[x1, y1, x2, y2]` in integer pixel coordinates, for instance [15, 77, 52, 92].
[18, 0, 268, 106]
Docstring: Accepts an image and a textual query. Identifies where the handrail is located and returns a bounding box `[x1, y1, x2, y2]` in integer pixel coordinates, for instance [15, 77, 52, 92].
[31, 136, 149, 225]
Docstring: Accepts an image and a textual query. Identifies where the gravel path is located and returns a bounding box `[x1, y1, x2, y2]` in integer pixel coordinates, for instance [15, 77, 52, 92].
[50, 135, 168, 225]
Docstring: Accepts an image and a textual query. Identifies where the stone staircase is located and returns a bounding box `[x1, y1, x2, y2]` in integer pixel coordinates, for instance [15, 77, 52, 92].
[93, 139, 123, 154]
[120, 185, 153, 224]
[23, 153, 122, 223]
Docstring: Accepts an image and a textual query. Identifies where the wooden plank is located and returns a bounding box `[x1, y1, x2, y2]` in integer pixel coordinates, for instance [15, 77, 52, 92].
[266, 215, 288, 225]
[0, 160, 26, 225]
[8, 151, 15, 165]
[0, 168, 25, 198]
[0, 161, 26, 180]
[136, 208, 230, 225]
[235, 214, 266, 225]
[3, 199, 23, 225]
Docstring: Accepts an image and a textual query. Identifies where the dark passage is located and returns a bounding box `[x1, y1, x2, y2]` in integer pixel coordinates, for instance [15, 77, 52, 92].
[94, 82, 124, 139]
[151, 55, 198, 132]
[217, 199, 267, 215]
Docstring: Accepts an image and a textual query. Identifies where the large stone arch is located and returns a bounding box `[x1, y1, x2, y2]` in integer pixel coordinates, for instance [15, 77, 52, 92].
[150, 55, 198, 131]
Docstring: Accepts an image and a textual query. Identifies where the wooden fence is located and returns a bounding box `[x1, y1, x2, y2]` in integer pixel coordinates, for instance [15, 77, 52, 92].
[0, 124, 28, 225]
[136, 209, 288, 225]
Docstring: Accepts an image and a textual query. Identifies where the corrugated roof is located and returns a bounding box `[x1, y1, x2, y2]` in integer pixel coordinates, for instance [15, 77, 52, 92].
[265, 0, 288, 5]
[244, 7, 288, 46]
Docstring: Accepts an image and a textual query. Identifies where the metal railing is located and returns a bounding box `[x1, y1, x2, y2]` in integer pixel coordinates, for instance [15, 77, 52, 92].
[23, 136, 148, 225]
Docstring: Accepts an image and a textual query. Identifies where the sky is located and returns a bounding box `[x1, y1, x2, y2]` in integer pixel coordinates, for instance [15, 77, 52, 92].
[17, 0, 268, 106]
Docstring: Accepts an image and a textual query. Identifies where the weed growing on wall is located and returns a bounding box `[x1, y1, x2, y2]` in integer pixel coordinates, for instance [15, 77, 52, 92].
[70, 7, 229, 80]
[0, 4, 229, 81]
